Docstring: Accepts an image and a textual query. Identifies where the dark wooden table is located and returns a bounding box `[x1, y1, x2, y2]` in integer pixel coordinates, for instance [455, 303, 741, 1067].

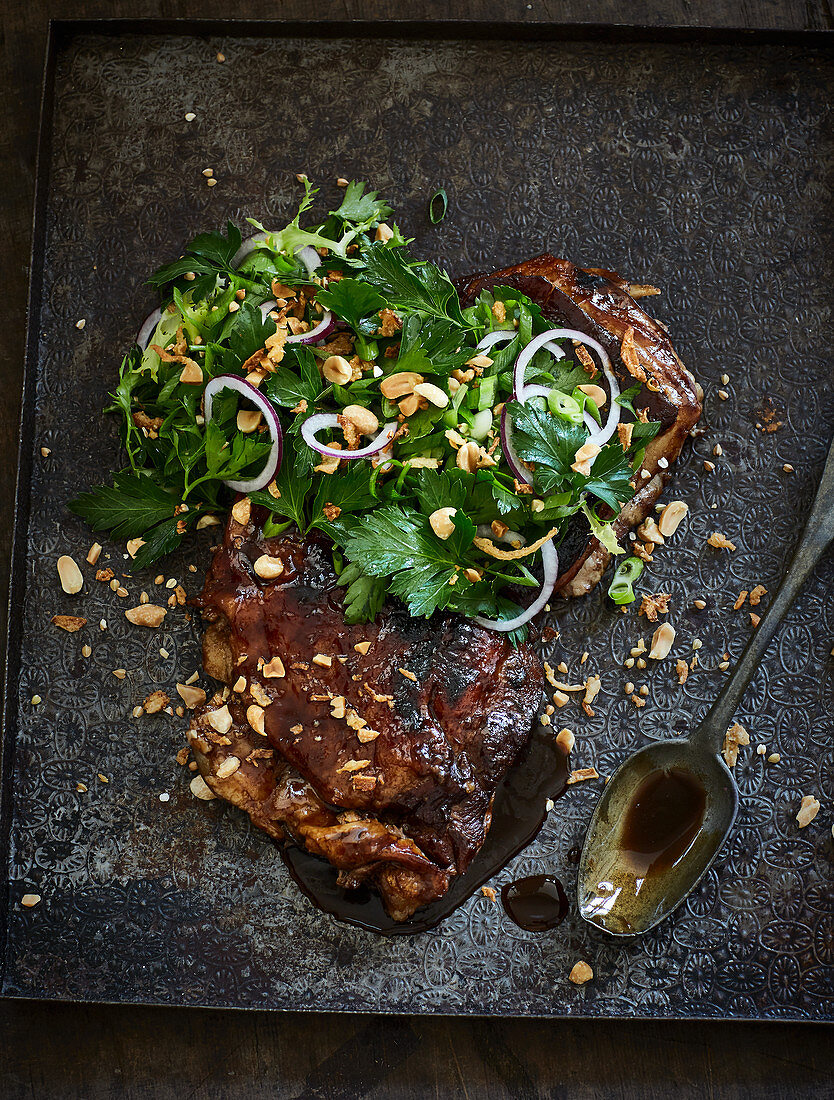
[1, 2, 832, 1096]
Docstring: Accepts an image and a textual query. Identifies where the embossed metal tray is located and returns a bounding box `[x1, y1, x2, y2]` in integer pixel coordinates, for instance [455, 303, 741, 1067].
[2, 20, 833, 1019]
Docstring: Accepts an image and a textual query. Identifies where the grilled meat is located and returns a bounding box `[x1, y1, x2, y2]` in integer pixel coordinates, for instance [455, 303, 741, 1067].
[188, 519, 544, 921]
[456, 254, 703, 595]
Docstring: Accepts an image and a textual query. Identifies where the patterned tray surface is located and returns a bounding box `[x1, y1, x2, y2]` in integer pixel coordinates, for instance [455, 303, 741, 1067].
[2, 26, 833, 1018]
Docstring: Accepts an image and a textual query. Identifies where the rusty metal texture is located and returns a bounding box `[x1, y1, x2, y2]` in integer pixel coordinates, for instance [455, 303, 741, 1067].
[2, 22, 833, 1018]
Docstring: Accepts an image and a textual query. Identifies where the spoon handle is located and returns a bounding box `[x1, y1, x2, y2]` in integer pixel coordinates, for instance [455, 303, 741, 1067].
[690, 436, 834, 753]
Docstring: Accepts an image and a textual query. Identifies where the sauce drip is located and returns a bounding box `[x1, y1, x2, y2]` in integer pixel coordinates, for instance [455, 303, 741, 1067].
[501, 874, 568, 931]
[620, 766, 707, 876]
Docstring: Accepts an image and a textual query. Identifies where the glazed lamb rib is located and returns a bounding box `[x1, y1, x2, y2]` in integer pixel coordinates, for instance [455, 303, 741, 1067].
[187, 254, 702, 922]
[188, 521, 544, 921]
[456, 254, 703, 596]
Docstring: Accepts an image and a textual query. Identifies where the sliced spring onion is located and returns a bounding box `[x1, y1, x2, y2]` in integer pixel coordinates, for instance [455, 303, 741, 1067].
[428, 188, 448, 224]
[607, 556, 644, 605]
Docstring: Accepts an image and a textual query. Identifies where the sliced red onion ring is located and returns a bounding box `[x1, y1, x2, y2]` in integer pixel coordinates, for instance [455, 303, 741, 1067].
[137, 307, 163, 351]
[499, 405, 533, 486]
[474, 539, 559, 633]
[231, 234, 269, 269]
[203, 374, 283, 493]
[519, 383, 552, 403]
[296, 246, 321, 278]
[258, 299, 336, 346]
[477, 330, 565, 399]
[287, 310, 334, 345]
[301, 414, 398, 461]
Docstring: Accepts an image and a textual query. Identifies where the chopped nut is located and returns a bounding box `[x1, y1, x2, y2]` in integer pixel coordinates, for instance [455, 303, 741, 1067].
[253, 554, 285, 580]
[51, 614, 86, 633]
[374, 223, 394, 243]
[231, 497, 252, 525]
[176, 683, 206, 709]
[354, 641, 371, 656]
[481, 886, 498, 902]
[57, 555, 83, 594]
[263, 656, 286, 678]
[552, 690, 570, 708]
[207, 705, 233, 735]
[637, 517, 665, 545]
[232, 676, 246, 693]
[571, 441, 601, 476]
[555, 727, 575, 754]
[429, 507, 458, 540]
[250, 682, 271, 708]
[313, 653, 333, 668]
[86, 543, 102, 565]
[413, 382, 449, 408]
[21, 894, 41, 908]
[247, 705, 266, 736]
[341, 404, 380, 436]
[190, 775, 216, 800]
[749, 612, 760, 627]
[125, 605, 166, 628]
[768, 752, 781, 764]
[693, 598, 707, 610]
[675, 659, 689, 685]
[399, 668, 418, 682]
[648, 623, 676, 660]
[216, 756, 241, 780]
[456, 441, 480, 474]
[796, 795, 820, 829]
[237, 409, 262, 433]
[657, 500, 689, 538]
[322, 354, 353, 385]
[569, 961, 594, 985]
[330, 696, 346, 719]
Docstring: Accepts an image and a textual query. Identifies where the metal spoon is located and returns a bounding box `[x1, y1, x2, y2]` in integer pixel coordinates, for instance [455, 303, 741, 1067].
[578, 434, 834, 936]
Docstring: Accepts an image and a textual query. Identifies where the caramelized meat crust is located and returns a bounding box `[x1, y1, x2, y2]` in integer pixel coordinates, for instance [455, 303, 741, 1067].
[189, 518, 544, 920]
[456, 254, 703, 595]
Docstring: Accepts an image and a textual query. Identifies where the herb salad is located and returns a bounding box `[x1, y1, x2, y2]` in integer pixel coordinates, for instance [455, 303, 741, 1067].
[70, 179, 659, 639]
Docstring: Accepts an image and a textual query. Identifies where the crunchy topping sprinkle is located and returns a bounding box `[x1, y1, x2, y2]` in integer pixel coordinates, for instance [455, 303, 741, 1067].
[638, 593, 671, 622]
[675, 659, 689, 685]
[398, 668, 418, 682]
[707, 531, 736, 551]
[125, 605, 167, 628]
[722, 722, 750, 768]
[796, 795, 820, 829]
[337, 759, 372, 774]
[569, 961, 594, 985]
[142, 690, 169, 714]
[312, 653, 333, 668]
[51, 614, 87, 632]
[749, 585, 767, 606]
[567, 767, 599, 785]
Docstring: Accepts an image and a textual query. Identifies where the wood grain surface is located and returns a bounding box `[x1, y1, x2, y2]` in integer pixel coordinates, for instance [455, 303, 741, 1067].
[1, 3, 832, 1097]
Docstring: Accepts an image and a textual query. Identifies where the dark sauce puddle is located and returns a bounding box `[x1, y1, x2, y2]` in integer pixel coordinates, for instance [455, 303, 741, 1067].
[501, 874, 569, 932]
[280, 722, 570, 935]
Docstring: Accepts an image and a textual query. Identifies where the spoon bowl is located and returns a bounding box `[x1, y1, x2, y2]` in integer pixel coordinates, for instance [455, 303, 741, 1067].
[577, 738, 737, 935]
